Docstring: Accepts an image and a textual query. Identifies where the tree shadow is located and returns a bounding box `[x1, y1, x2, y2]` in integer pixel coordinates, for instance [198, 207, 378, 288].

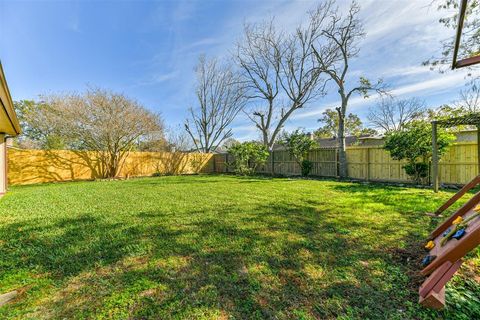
[8, 149, 112, 185]
[7, 149, 214, 185]
[1, 194, 452, 319]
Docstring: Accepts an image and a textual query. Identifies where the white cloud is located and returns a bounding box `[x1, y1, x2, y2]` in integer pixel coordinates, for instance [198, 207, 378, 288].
[385, 65, 433, 78]
[361, 0, 450, 45]
[153, 71, 178, 82]
[391, 72, 468, 96]
[181, 37, 219, 51]
[130, 71, 179, 88]
[293, 69, 470, 122]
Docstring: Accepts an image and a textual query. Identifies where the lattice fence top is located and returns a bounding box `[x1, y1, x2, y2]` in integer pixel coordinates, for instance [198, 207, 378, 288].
[433, 113, 480, 127]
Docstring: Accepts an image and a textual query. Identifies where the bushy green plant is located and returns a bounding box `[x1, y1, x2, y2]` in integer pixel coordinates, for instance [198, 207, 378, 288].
[384, 121, 454, 184]
[301, 160, 313, 177]
[281, 130, 317, 176]
[227, 142, 269, 175]
[403, 162, 429, 183]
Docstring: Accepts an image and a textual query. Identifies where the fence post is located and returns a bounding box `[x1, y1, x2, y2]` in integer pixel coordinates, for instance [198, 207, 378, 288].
[335, 148, 339, 177]
[432, 122, 439, 192]
[366, 147, 370, 181]
[271, 150, 275, 176]
[477, 125, 480, 175]
[225, 153, 229, 173]
[212, 154, 216, 173]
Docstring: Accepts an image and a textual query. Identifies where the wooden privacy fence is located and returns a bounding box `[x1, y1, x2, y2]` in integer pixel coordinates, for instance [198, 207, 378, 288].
[7, 142, 479, 186]
[8, 149, 214, 185]
[213, 148, 338, 177]
[213, 142, 479, 185]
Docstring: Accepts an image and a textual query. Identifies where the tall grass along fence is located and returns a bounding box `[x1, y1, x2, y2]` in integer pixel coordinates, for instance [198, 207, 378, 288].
[8, 148, 214, 185]
[213, 142, 479, 185]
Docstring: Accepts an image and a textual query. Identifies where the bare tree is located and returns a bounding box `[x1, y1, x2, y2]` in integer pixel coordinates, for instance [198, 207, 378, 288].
[41, 88, 164, 178]
[312, 1, 387, 178]
[185, 56, 246, 153]
[235, 2, 332, 150]
[455, 80, 480, 112]
[158, 126, 193, 175]
[368, 97, 426, 133]
[165, 125, 193, 152]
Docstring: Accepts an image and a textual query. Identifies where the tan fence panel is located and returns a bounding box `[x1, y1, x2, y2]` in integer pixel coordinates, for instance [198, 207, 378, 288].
[257, 149, 337, 176]
[370, 147, 410, 182]
[439, 142, 478, 184]
[346, 147, 411, 182]
[10, 142, 480, 186]
[212, 149, 337, 177]
[272, 150, 298, 175]
[212, 142, 479, 185]
[213, 154, 229, 173]
[308, 149, 337, 177]
[346, 143, 479, 184]
[346, 147, 368, 180]
[8, 149, 214, 185]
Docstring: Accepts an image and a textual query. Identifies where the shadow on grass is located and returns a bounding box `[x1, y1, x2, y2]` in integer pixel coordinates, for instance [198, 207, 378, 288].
[0, 193, 445, 319]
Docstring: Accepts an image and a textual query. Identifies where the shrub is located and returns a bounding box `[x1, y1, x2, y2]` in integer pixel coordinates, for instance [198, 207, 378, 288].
[384, 121, 454, 184]
[227, 142, 269, 175]
[280, 130, 317, 176]
[301, 160, 313, 177]
[403, 162, 429, 184]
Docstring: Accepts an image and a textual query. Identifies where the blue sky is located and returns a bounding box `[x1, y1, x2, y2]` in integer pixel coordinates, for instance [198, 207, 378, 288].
[0, 0, 472, 140]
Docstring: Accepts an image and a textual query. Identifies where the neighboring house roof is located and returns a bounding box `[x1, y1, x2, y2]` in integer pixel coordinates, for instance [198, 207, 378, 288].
[316, 136, 358, 148]
[315, 130, 480, 148]
[315, 134, 383, 148]
[0, 62, 21, 136]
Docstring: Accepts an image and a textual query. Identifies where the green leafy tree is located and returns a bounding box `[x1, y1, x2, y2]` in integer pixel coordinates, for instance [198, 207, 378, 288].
[426, 0, 479, 76]
[315, 108, 377, 139]
[427, 104, 467, 124]
[384, 121, 454, 184]
[280, 130, 317, 176]
[227, 141, 269, 175]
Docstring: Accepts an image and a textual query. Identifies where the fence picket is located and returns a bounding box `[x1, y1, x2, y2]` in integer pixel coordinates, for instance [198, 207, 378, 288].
[213, 142, 478, 185]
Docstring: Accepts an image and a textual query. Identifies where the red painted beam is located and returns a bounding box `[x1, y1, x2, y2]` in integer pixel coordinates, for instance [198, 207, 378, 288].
[455, 55, 480, 69]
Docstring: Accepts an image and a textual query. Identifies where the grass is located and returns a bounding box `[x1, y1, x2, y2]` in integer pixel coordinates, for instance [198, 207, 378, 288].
[0, 175, 479, 319]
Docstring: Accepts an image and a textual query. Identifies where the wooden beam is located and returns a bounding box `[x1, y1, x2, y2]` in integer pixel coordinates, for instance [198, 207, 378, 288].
[477, 125, 480, 175]
[419, 286, 445, 309]
[455, 55, 480, 69]
[432, 122, 439, 192]
[424, 218, 480, 275]
[429, 190, 480, 239]
[419, 261, 452, 298]
[451, 0, 468, 69]
[419, 260, 463, 299]
[434, 175, 480, 215]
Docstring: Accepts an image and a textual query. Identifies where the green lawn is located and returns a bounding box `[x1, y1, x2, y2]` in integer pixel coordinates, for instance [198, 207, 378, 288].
[0, 175, 479, 319]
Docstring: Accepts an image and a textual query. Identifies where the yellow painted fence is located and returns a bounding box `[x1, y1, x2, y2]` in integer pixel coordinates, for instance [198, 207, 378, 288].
[346, 143, 478, 184]
[7, 142, 478, 186]
[8, 148, 214, 185]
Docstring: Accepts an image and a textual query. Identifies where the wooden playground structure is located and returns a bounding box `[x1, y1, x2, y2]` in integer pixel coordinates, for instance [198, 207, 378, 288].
[419, 174, 480, 308]
[420, 0, 480, 309]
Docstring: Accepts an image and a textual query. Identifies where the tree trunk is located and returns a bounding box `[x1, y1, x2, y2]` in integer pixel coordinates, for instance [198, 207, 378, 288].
[263, 131, 270, 150]
[337, 102, 348, 178]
